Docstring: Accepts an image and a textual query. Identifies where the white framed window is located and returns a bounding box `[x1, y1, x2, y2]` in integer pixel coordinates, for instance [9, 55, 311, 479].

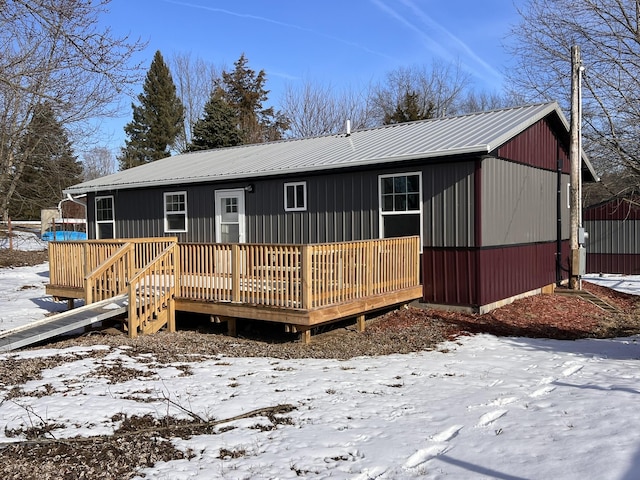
[164, 191, 188, 232]
[95, 195, 115, 239]
[378, 173, 422, 241]
[284, 181, 307, 211]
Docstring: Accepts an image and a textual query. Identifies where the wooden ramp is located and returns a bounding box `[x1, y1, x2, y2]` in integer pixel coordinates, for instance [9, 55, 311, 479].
[554, 288, 620, 314]
[0, 295, 128, 353]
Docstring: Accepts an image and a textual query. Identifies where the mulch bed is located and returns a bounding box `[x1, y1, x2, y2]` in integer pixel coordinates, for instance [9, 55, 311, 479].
[373, 280, 640, 342]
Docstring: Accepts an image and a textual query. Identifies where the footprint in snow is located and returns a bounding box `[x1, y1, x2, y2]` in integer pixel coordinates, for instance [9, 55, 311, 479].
[430, 424, 463, 442]
[476, 409, 508, 427]
[353, 466, 387, 480]
[562, 364, 583, 377]
[404, 444, 449, 469]
[530, 385, 556, 398]
[488, 396, 519, 407]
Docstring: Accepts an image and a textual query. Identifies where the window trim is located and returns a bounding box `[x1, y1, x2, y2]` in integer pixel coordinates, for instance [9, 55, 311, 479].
[95, 195, 115, 239]
[164, 191, 188, 233]
[284, 181, 307, 212]
[378, 172, 423, 245]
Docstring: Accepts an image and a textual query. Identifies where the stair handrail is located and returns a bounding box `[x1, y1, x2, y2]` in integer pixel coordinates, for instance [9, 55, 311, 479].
[84, 243, 134, 304]
[127, 242, 178, 337]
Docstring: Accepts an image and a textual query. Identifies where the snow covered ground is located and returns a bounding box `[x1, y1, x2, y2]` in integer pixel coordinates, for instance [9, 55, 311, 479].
[1, 233, 640, 479]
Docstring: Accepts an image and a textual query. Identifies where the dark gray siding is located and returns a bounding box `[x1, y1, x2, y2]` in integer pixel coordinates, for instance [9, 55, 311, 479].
[86, 158, 477, 247]
[481, 157, 569, 246]
[247, 172, 378, 244]
[422, 161, 475, 247]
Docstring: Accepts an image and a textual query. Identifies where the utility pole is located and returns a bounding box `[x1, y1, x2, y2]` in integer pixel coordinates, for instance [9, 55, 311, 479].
[569, 45, 581, 290]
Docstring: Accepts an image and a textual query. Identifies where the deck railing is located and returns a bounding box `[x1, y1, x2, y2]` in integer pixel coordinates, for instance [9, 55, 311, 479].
[85, 243, 134, 303]
[178, 236, 420, 309]
[128, 243, 178, 337]
[48, 236, 421, 310]
[48, 238, 178, 294]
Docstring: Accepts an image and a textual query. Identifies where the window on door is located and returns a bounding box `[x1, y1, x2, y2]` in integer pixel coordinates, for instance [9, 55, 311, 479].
[164, 191, 188, 232]
[379, 173, 422, 239]
[95, 196, 115, 239]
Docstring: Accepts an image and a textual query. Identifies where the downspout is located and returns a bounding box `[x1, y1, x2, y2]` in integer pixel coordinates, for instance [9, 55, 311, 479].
[556, 155, 563, 286]
[63, 193, 88, 232]
[61, 193, 87, 218]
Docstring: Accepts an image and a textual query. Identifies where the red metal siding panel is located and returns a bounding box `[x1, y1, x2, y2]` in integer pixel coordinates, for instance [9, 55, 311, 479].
[497, 119, 569, 173]
[422, 248, 478, 306]
[423, 242, 570, 309]
[586, 253, 640, 275]
[584, 198, 640, 221]
[477, 242, 568, 306]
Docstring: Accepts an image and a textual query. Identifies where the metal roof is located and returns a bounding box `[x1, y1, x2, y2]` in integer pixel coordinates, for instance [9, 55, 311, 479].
[66, 102, 598, 194]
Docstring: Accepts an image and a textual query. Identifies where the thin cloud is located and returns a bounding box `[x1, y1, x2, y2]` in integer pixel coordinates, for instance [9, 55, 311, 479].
[372, 0, 503, 85]
[165, 0, 394, 61]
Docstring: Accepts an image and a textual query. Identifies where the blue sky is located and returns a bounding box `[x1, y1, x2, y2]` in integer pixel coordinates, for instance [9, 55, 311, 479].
[97, 0, 522, 153]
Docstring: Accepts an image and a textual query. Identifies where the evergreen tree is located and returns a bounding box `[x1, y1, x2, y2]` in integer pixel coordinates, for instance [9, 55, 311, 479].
[220, 54, 288, 144]
[118, 51, 184, 169]
[384, 90, 435, 125]
[9, 103, 82, 219]
[188, 87, 243, 151]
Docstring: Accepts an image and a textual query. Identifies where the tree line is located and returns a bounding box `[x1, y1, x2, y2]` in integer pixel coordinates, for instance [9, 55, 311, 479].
[2, 0, 638, 221]
[117, 52, 518, 170]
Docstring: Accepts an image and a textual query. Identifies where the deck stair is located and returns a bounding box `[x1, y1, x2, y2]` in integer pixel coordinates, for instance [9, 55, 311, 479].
[554, 288, 620, 314]
[0, 294, 128, 353]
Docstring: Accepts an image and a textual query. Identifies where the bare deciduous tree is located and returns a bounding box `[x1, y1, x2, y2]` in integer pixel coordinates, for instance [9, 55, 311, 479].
[369, 61, 472, 124]
[170, 52, 222, 153]
[0, 0, 145, 221]
[82, 146, 117, 181]
[506, 0, 640, 182]
[457, 90, 521, 115]
[281, 79, 375, 138]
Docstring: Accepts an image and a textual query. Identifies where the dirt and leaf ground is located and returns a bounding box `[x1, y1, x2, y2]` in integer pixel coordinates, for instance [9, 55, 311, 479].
[1, 247, 640, 478]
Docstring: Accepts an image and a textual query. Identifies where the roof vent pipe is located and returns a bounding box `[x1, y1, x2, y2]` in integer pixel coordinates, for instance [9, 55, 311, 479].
[346, 119, 351, 136]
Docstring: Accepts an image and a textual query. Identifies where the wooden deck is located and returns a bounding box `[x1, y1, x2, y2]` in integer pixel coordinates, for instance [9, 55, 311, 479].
[46, 237, 422, 343]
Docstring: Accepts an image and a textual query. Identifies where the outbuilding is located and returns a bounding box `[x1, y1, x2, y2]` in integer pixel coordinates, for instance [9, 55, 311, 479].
[65, 102, 597, 313]
[584, 195, 640, 274]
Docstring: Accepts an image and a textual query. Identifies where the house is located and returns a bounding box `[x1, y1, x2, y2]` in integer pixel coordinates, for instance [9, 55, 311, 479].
[584, 195, 640, 274]
[64, 102, 597, 313]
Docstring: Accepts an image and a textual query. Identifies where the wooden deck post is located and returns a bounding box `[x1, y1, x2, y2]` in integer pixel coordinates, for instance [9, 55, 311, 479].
[227, 317, 237, 337]
[231, 244, 240, 302]
[128, 243, 135, 285]
[301, 245, 312, 310]
[356, 314, 366, 332]
[299, 327, 311, 344]
[83, 242, 89, 278]
[127, 282, 137, 338]
[366, 240, 374, 297]
[167, 298, 176, 333]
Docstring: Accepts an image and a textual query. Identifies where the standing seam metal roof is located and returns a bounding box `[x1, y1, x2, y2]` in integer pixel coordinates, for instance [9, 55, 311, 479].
[66, 102, 593, 194]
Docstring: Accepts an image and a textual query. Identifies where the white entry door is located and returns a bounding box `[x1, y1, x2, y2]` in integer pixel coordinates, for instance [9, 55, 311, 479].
[215, 189, 245, 243]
